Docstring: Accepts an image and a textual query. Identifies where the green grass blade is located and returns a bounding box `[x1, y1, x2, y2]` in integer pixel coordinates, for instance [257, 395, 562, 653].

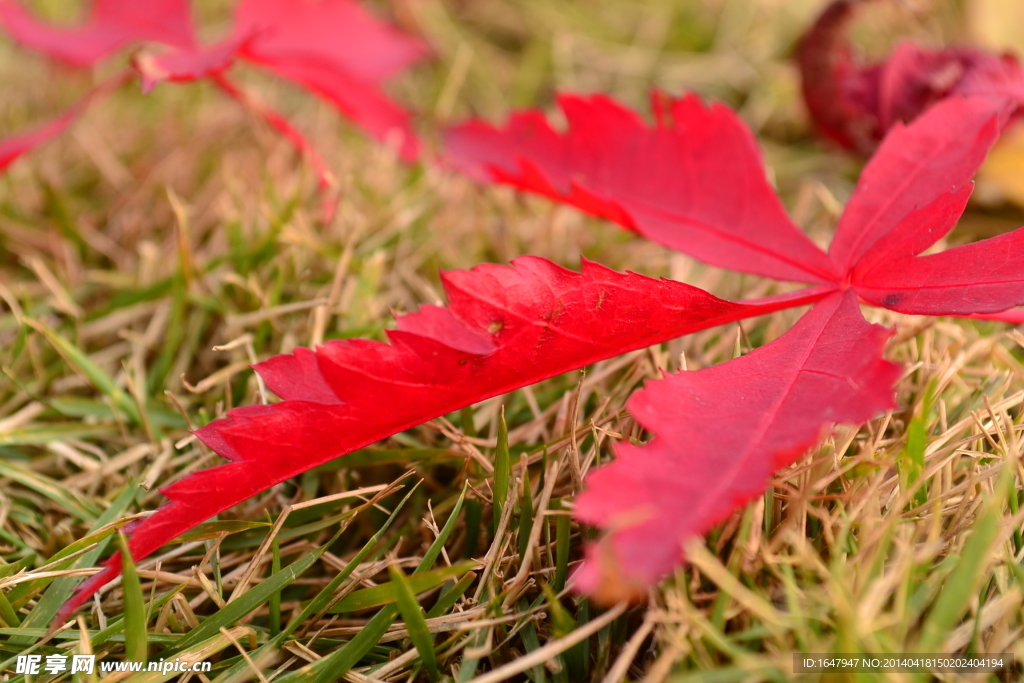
[917, 499, 1002, 652]
[282, 485, 468, 683]
[7, 483, 136, 645]
[554, 506, 571, 593]
[91, 586, 185, 648]
[273, 604, 402, 683]
[121, 626, 255, 683]
[426, 572, 476, 619]
[210, 485, 417, 682]
[165, 524, 344, 655]
[0, 557, 36, 581]
[0, 590, 21, 628]
[147, 274, 188, 394]
[281, 485, 418, 635]
[518, 455, 534, 562]
[175, 520, 271, 543]
[420, 483, 467, 572]
[464, 497, 482, 559]
[8, 525, 122, 609]
[118, 532, 148, 662]
[49, 398, 187, 429]
[460, 405, 477, 439]
[269, 537, 281, 638]
[28, 318, 143, 426]
[520, 618, 548, 683]
[0, 460, 102, 522]
[900, 381, 935, 507]
[493, 406, 511, 533]
[389, 564, 440, 681]
[329, 561, 476, 613]
[0, 423, 116, 446]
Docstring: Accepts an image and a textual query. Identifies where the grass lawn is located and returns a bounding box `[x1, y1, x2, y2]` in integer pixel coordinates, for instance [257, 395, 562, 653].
[1, 0, 1024, 680]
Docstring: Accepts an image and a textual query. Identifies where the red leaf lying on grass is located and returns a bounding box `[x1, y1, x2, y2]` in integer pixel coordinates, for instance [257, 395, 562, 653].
[57, 258, 826, 622]
[56, 90, 1024, 620]
[796, 0, 1024, 154]
[0, 0, 425, 182]
[574, 291, 900, 601]
[442, 92, 1024, 596]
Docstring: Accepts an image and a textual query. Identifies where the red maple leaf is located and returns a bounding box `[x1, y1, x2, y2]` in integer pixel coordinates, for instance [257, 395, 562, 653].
[796, 0, 1024, 154]
[440, 92, 1024, 597]
[55, 89, 1024, 620]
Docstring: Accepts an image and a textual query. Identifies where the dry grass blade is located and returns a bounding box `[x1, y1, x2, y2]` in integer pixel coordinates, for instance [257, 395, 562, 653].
[468, 603, 627, 683]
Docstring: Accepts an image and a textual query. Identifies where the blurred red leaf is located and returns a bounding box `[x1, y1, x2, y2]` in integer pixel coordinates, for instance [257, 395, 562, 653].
[135, 37, 243, 89]
[574, 290, 900, 601]
[0, 0, 425, 178]
[0, 71, 132, 172]
[797, 0, 1024, 154]
[234, 0, 426, 84]
[0, 109, 76, 172]
[136, 0, 428, 160]
[0, 0, 193, 67]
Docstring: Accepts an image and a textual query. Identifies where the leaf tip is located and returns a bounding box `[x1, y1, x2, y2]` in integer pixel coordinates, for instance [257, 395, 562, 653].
[573, 542, 650, 607]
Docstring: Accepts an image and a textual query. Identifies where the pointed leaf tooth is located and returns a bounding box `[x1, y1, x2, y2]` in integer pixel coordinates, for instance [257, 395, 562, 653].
[256, 347, 340, 404]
